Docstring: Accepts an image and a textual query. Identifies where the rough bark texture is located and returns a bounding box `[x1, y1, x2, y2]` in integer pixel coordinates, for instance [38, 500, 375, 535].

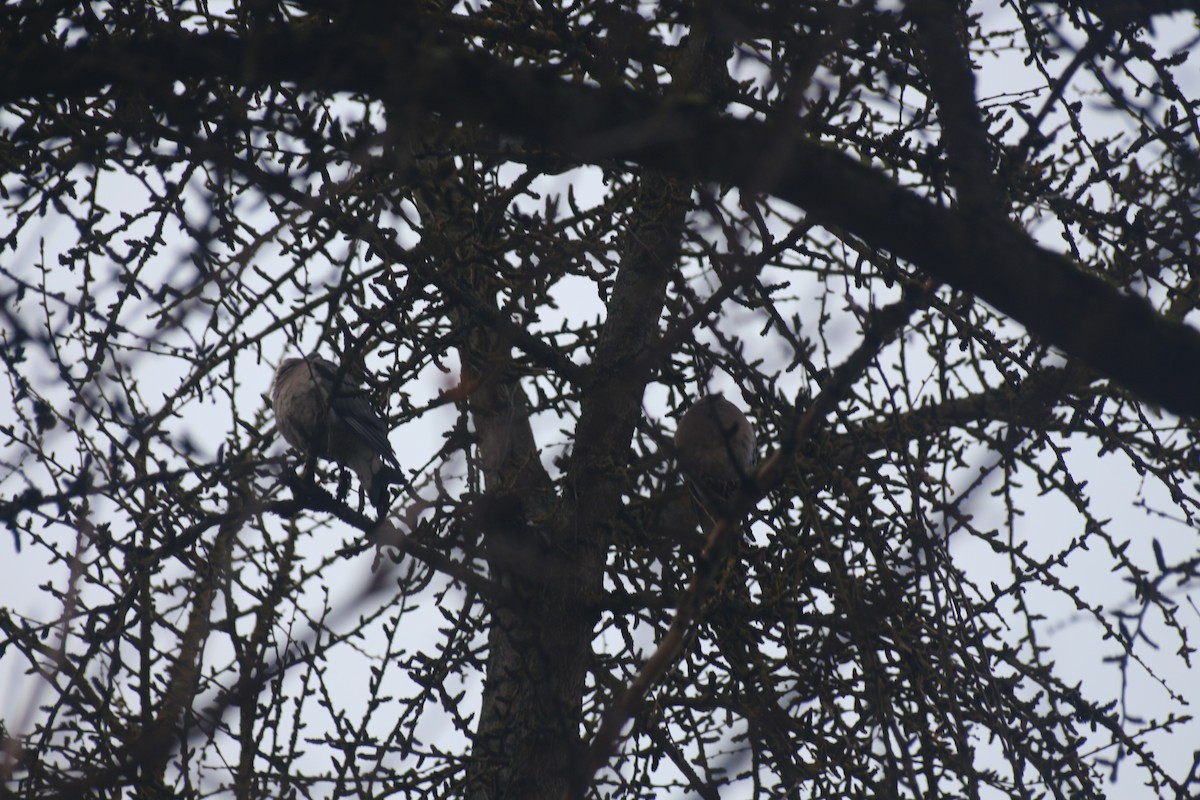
[559, 172, 690, 795]
[447, 20, 724, 798]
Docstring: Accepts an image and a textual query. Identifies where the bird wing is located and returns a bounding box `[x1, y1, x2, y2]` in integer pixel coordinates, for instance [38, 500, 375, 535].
[308, 357, 399, 465]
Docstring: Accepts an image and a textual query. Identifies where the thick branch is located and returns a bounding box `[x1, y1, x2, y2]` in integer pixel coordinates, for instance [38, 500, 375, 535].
[909, 0, 1006, 219]
[5, 18, 1200, 415]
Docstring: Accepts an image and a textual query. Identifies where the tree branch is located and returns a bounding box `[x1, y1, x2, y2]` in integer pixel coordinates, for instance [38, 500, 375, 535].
[4, 16, 1199, 416]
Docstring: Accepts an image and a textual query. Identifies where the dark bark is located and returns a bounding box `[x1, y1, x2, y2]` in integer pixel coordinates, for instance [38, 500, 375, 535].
[4, 11, 1199, 416]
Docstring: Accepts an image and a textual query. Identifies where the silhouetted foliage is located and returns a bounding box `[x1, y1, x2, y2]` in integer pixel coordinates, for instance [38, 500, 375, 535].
[2, 2, 1199, 799]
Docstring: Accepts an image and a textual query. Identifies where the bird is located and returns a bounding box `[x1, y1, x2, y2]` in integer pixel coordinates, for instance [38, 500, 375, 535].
[270, 354, 406, 513]
[673, 393, 756, 521]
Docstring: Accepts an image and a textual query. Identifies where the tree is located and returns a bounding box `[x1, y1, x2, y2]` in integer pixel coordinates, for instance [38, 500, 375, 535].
[2, 1, 1199, 798]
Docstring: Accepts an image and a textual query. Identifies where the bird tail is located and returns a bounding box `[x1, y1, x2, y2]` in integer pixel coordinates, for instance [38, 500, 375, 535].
[369, 465, 409, 513]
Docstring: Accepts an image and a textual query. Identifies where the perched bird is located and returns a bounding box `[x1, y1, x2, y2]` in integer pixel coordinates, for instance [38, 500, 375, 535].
[673, 394, 756, 520]
[270, 354, 406, 513]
